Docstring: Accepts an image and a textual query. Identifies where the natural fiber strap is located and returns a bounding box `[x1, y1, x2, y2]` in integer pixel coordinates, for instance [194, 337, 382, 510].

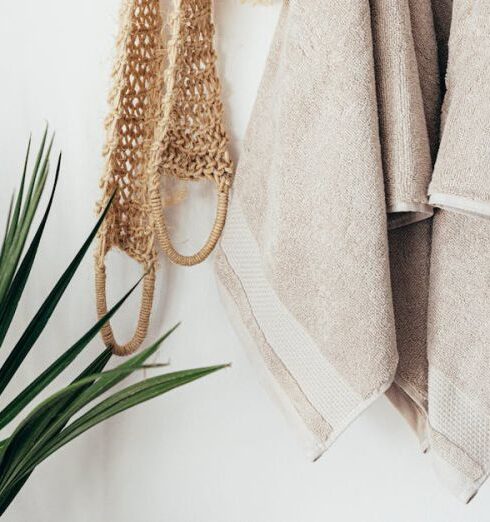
[148, 0, 234, 266]
[95, 263, 155, 356]
[151, 187, 229, 266]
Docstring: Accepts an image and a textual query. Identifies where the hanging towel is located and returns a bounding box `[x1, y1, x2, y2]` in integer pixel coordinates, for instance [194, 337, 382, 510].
[216, 0, 399, 458]
[426, 2, 490, 502]
[370, 0, 450, 447]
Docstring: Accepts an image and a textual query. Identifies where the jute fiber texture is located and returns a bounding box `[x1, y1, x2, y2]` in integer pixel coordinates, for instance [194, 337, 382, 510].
[95, 0, 233, 355]
[216, 0, 490, 502]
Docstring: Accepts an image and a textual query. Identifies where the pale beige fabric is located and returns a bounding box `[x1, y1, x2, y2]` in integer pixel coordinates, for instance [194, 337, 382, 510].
[217, 0, 397, 457]
[373, 0, 452, 451]
[370, 0, 443, 448]
[426, 3, 490, 502]
[215, 0, 490, 502]
[386, 219, 432, 447]
[370, 0, 435, 228]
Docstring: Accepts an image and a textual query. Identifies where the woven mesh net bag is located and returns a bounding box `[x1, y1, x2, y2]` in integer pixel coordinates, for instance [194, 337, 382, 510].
[148, 0, 234, 266]
[95, 0, 234, 355]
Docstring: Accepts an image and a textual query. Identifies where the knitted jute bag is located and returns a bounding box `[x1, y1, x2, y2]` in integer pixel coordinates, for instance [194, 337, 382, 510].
[95, 0, 234, 355]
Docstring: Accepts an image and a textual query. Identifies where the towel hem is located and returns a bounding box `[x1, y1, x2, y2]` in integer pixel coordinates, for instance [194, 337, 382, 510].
[429, 429, 489, 504]
[216, 197, 396, 461]
[216, 270, 329, 460]
[429, 192, 490, 219]
[387, 202, 434, 229]
[216, 254, 395, 461]
[428, 366, 490, 502]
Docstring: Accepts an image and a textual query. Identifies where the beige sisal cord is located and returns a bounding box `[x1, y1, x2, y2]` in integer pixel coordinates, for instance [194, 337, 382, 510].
[95, 0, 236, 354]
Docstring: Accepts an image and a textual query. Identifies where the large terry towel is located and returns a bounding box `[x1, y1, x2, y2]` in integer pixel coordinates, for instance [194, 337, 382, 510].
[426, 2, 490, 502]
[370, 0, 443, 447]
[217, 1, 398, 457]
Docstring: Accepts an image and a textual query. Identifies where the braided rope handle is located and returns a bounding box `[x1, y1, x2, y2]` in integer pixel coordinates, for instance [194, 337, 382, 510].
[150, 184, 229, 266]
[95, 260, 156, 356]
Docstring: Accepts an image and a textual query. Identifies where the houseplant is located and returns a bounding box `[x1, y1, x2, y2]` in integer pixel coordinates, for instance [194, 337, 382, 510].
[0, 130, 227, 515]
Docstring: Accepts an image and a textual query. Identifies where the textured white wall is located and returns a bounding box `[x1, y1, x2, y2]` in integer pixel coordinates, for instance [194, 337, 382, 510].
[1, 1, 490, 521]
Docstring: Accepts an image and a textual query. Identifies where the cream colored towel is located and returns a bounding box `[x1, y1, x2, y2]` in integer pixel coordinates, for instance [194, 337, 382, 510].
[370, 0, 435, 228]
[370, 0, 440, 448]
[217, 0, 397, 457]
[426, 3, 490, 502]
[371, 0, 452, 448]
[216, 0, 490, 501]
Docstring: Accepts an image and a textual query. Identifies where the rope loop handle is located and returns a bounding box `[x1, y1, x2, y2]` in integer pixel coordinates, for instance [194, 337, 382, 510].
[95, 259, 156, 356]
[150, 183, 229, 266]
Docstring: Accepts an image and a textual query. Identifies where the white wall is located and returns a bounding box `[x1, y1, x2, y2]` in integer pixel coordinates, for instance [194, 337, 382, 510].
[1, 1, 489, 521]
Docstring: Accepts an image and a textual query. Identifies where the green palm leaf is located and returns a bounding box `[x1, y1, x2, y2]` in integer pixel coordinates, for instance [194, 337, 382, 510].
[0, 347, 113, 514]
[0, 276, 143, 430]
[25, 365, 227, 477]
[0, 191, 114, 395]
[0, 131, 228, 516]
[0, 326, 179, 483]
[0, 129, 53, 304]
[0, 153, 61, 347]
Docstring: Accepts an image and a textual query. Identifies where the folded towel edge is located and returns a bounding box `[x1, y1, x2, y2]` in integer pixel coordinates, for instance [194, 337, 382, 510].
[429, 192, 490, 220]
[387, 202, 434, 230]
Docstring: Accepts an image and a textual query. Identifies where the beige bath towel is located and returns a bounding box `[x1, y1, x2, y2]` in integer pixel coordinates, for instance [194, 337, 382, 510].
[426, 2, 490, 502]
[216, 0, 490, 501]
[217, 0, 398, 457]
[370, 0, 438, 448]
[371, 0, 451, 447]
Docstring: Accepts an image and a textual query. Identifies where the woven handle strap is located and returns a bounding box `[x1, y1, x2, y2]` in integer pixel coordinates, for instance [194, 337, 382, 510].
[150, 184, 229, 266]
[95, 261, 155, 356]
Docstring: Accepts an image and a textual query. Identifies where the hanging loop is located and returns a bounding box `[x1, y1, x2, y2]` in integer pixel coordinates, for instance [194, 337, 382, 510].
[95, 259, 156, 356]
[150, 184, 229, 266]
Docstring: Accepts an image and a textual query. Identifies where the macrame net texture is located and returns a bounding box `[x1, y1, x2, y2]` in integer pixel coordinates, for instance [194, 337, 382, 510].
[94, 0, 242, 352]
[98, 0, 164, 265]
[160, 0, 234, 191]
